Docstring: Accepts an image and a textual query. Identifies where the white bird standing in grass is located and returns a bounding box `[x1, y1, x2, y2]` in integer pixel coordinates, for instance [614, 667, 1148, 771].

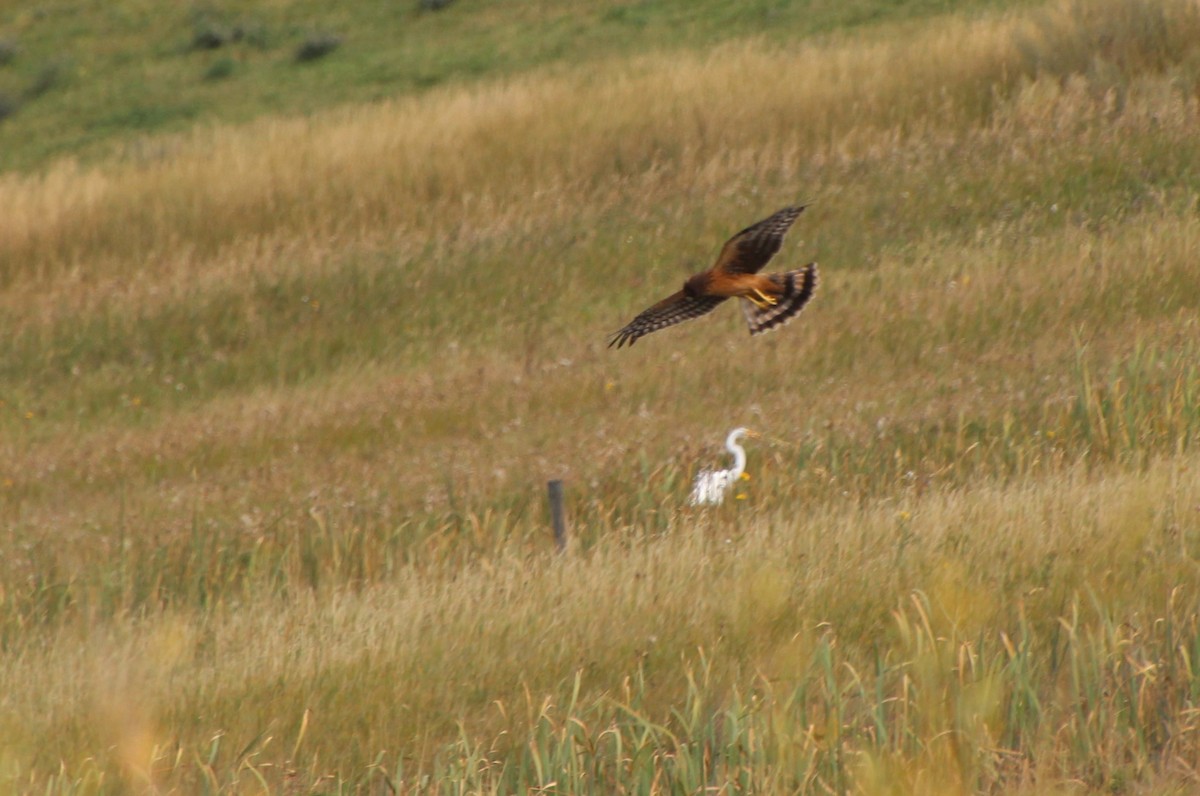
[689, 427, 758, 505]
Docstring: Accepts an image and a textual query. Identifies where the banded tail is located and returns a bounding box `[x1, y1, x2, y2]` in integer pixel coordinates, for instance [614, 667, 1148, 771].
[740, 263, 818, 336]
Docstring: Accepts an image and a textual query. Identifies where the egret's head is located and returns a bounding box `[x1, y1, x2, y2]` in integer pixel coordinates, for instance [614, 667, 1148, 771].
[728, 427, 758, 444]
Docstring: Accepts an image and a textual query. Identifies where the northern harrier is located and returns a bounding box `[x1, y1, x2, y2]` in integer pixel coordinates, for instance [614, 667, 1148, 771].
[609, 206, 818, 348]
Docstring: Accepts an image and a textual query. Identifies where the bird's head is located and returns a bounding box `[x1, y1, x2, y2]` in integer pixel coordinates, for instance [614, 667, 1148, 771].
[728, 427, 759, 444]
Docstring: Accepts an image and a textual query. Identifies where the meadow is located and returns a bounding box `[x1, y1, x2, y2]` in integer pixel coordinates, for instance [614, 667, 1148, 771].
[0, 0, 1032, 172]
[2, 0, 1200, 792]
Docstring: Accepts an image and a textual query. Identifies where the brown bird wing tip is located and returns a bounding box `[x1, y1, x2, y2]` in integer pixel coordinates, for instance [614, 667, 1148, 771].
[608, 331, 634, 348]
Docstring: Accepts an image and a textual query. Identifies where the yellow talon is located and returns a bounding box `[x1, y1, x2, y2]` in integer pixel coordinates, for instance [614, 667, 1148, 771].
[748, 289, 778, 309]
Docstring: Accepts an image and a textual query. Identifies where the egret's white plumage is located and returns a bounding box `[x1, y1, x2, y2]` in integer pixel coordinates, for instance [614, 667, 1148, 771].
[689, 427, 756, 506]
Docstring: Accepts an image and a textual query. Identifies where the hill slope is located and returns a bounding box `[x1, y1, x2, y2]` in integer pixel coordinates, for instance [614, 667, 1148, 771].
[3, 0, 1200, 792]
[0, 0, 1032, 172]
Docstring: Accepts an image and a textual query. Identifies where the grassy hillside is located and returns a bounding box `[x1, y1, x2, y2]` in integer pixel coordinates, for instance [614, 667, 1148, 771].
[0, 0, 1032, 173]
[3, 0, 1200, 792]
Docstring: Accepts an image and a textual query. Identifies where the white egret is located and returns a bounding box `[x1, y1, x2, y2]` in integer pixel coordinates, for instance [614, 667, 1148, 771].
[689, 427, 758, 506]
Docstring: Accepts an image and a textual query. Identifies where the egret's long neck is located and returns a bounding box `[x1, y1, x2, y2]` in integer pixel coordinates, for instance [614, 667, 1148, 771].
[727, 437, 746, 478]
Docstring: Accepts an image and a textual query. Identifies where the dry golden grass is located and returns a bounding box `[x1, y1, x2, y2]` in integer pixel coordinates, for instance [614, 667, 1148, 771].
[3, 0, 1200, 791]
[5, 452, 1200, 791]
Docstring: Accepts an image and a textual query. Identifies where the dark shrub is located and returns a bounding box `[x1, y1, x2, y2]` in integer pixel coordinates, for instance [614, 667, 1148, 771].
[0, 92, 18, 122]
[295, 34, 341, 63]
[0, 37, 18, 66]
[191, 20, 231, 50]
[204, 56, 235, 81]
[25, 61, 63, 99]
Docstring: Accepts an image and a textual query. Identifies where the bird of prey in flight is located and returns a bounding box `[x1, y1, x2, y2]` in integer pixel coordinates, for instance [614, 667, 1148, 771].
[609, 205, 818, 348]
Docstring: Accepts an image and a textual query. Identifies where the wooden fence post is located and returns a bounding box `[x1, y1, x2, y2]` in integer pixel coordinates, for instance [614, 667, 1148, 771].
[548, 479, 567, 552]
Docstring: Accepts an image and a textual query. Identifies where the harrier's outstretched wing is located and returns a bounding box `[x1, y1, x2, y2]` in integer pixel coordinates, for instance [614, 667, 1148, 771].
[711, 205, 806, 276]
[608, 291, 727, 348]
